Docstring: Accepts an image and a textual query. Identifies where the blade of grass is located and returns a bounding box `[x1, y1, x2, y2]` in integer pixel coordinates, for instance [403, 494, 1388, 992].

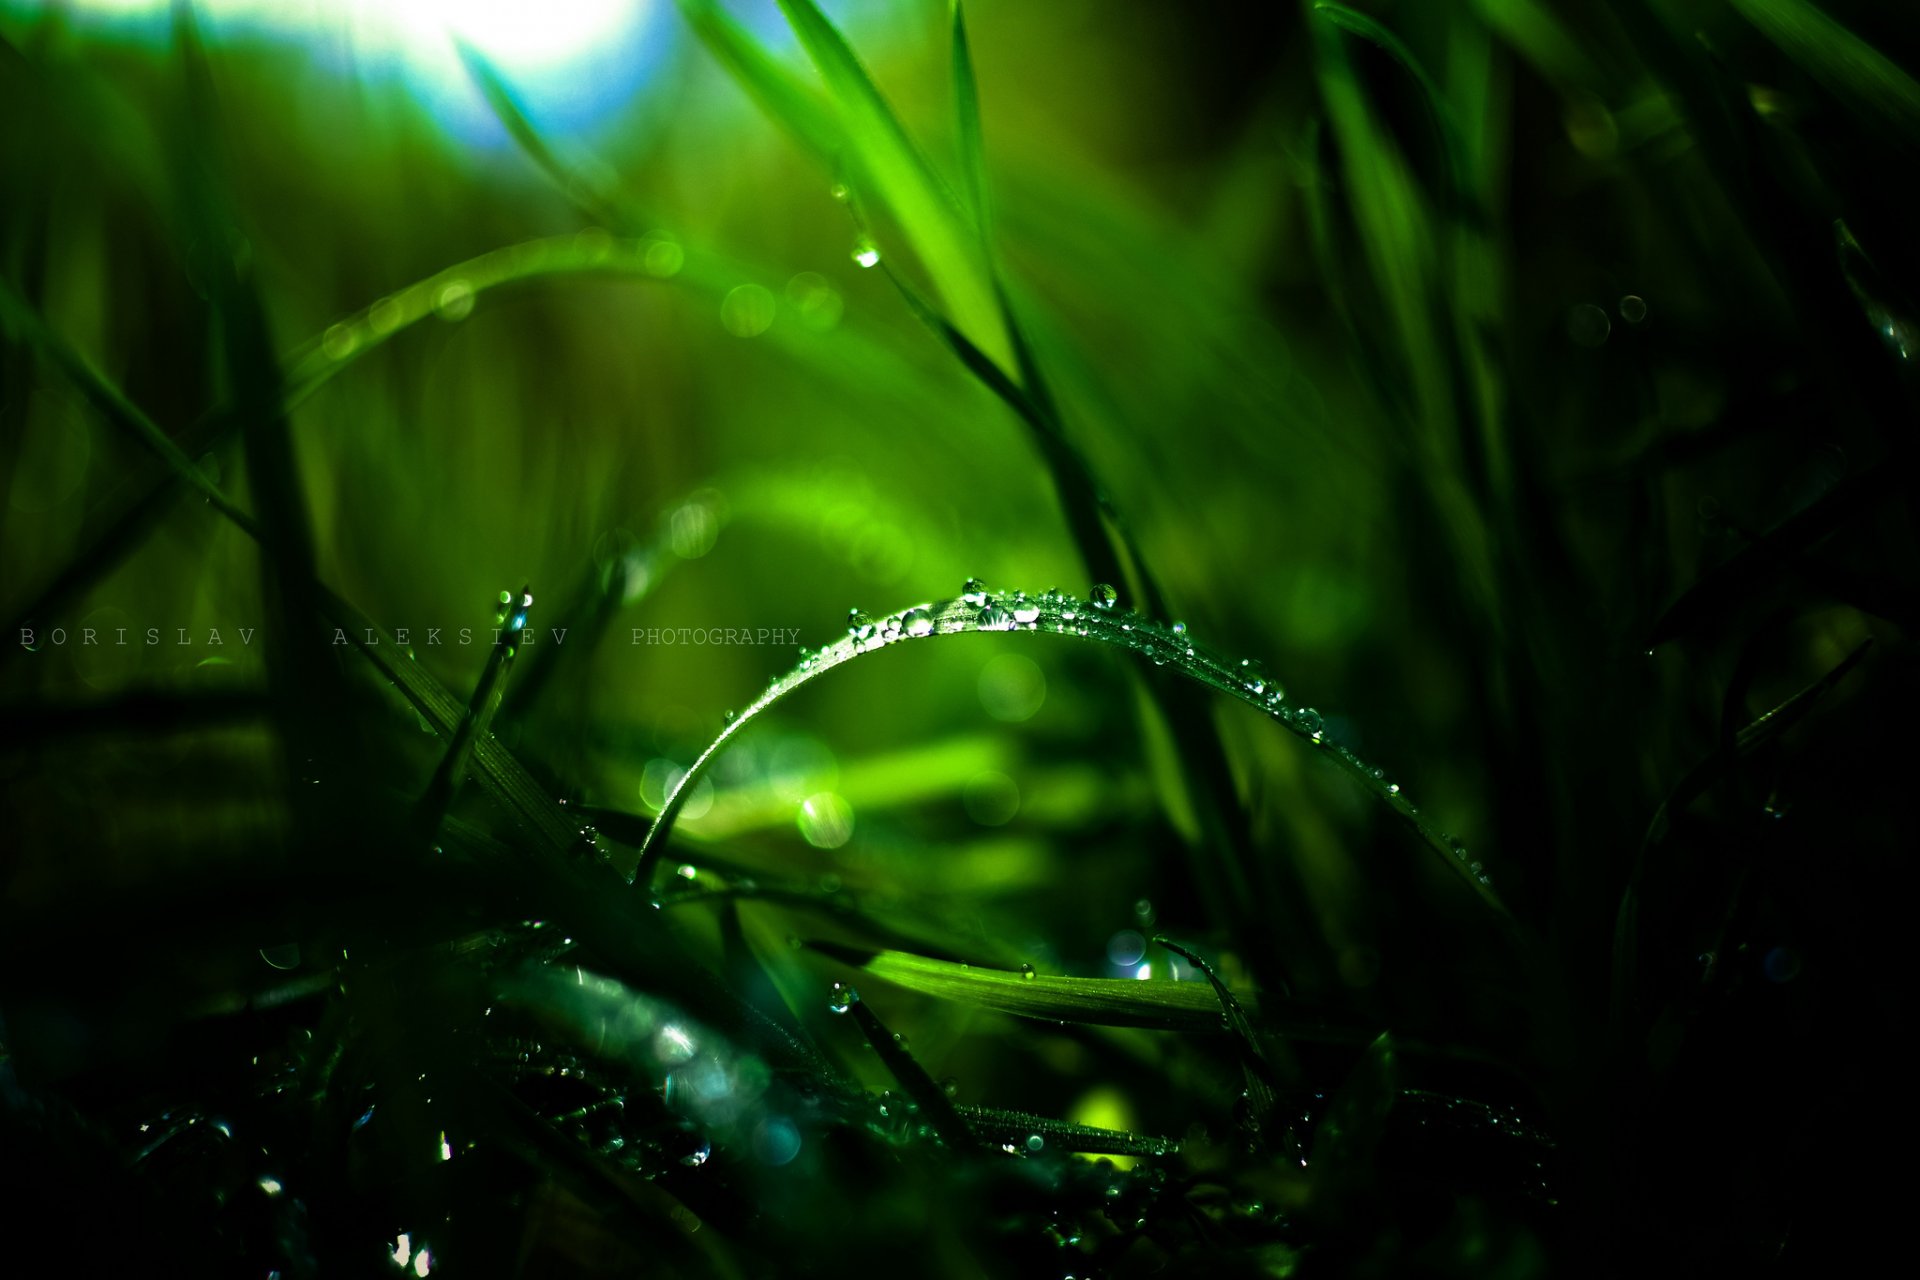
[954, 1105, 1178, 1158]
[772, 0, 1010, 369]
[1729, 0, 1920, 145]
[672, 0, 838, 159]
[633, 590, 1510, 916]
[817, 945, 1238, 1032]
[836, 991, 972, 1148]
[414, 587, 535, 847]
[949, 0, 989, 239]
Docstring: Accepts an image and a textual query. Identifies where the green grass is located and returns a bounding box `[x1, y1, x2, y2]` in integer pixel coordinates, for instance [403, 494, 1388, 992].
[2, 0, 1914, 1275]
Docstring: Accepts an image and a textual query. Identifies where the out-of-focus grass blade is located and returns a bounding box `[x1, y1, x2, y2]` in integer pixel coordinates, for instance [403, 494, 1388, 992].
[414, 587, 534, 846]
[0, 278, 251, 531]
[1309, 1031, 1397, 1181]
[1730, 0, 1920, 144]
[815, 944, 1244, 1031]
[772, 0, 1010, 369]
[0, 284, 602, 867]
[1648, 467, 1896, 644]
[454, 40, 631, 229]
[673, 0, 837, 159]
[1469, 0, 1604, 91]
[1315, 3, 1470, 210]
[950, 0, 990, 238]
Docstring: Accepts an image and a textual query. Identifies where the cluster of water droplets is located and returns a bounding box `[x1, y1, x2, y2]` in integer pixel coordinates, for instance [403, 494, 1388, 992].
[693, 580, 1493, 899]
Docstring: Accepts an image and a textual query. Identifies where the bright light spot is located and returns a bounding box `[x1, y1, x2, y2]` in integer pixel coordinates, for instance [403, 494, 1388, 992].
[654, 1024, 697, 1064]
[852, 245, 881, 269]
[640, 759, 713, 820]
[437, 1131, 451, 1162]
[412, 1247, 432, 1277]
[37, 1, 670, 145]
[391, 1234, 412, 1269]
[1134, 963, 1152, 981]
[797, 792, 854, 849]
[258, 1176, 284, 1196]
[1106, 930, 1147, 967]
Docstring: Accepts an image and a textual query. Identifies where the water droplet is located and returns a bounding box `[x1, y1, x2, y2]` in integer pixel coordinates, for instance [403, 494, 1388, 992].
[1012, 596, 1041, 624]
[1295, 707, 1324, 740]
[1567, 303, 1611, 347]
[1088, 583, 1118, 610]
[681, 1138, 712, 1167]
[964, 576, 987, 594]
[852, 235, 881, 269]
[902, 607, 934, 637]
[828, 982, 860, 1013]
[1025, 1133, 1045, 1153]
[434, 278, 475, 322]
[846, 608, 874, 640]
[1019, 964, 1037, 980]
[976, 604, 1015, 631]
[1170, 620, 1187, 637]
[1620, 294, 1648, 324]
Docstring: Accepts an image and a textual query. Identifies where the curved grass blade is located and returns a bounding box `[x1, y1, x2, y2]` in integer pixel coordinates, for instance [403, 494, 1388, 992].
[1613, 638, 1871, 1018]
[1648, 467, 1897, 644]
[816, 945, 1236, 1032]
[633, 589, 1509, 917]
[0, 277, 252, 531]
[1314, 3, 1471, 211]
[1155, 936, 1291, 1147]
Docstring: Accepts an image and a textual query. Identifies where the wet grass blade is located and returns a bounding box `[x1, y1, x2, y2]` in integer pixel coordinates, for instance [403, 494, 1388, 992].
[816, 944, 1236, 1032]
[414, 587, 535, 847]
[838, 992, 972, 1148]
[632, 590, 1509, 917]
[954, 1105, 1178, 1158]
[1155, 936, 1292, 1144]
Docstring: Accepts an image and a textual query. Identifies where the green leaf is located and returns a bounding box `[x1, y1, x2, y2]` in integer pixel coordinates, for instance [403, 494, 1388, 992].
[820, 945, 1237, 1031]
[673, 0, 839, 159]
[632, 590, 1510, 918]
[950, 0, 990, 239]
